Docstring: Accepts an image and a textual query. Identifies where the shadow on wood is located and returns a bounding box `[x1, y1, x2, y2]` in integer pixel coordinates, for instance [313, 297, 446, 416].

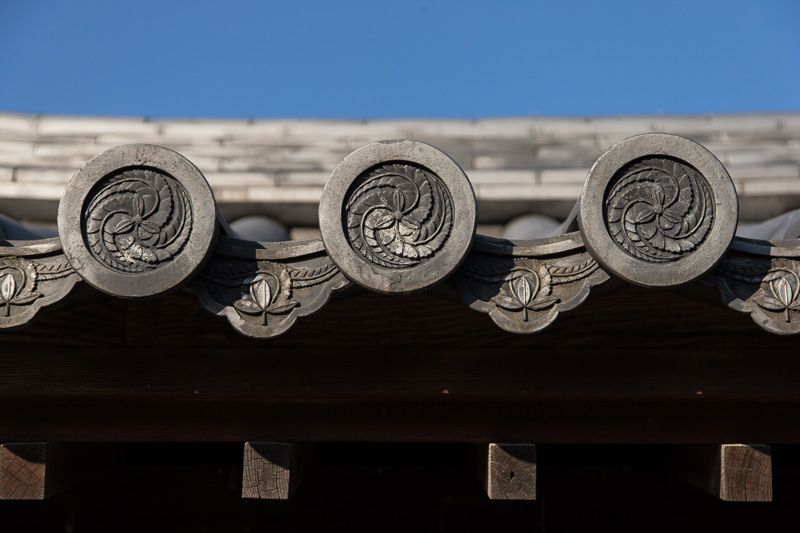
[0, 443, 47, 499]
[473, 443, 537, 500]
[677, 443, 772, 502]
[0, 443, 115, 500]
[720, 444, 772, 502]
[242, 442, 309, 500]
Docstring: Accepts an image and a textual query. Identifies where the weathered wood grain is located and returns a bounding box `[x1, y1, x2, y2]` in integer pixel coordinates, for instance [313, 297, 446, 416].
[0, 443, 46, 499]
[242, 442, 306, 499]
[719, 444, 772, 502]
[0, 442, 114, 500]
[677, 444, 772, 502]
[475, 443, 537, 500]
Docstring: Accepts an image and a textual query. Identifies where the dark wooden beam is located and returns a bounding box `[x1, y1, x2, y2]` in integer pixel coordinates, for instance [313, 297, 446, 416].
[0, 290, 797, 443]
[474, 443, 536, 500]
[242, 442, 308, 499]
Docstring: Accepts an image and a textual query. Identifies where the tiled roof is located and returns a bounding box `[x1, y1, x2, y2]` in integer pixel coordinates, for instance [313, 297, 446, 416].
[1, 111, 799, 226]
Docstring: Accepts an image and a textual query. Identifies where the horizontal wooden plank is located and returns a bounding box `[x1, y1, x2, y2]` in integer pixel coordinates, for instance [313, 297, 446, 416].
[0, 285, 797, 442]
[0, 291, 798, 401]
[4, 283, 796, 352]
[0, 396, 796, 443]
[0, 344, 797, 399]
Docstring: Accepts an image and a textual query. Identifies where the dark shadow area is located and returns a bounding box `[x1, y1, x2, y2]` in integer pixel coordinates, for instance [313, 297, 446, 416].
[0, 443, 798, 532]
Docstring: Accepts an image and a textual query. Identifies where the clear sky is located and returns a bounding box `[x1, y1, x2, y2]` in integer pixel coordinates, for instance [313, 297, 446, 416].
[1, 0, 798, 118]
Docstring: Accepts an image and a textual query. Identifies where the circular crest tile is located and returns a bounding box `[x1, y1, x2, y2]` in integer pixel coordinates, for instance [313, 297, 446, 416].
[58, 144, 218, 298]
[319, 140, 477, 294]
[578, 134, 738, 287]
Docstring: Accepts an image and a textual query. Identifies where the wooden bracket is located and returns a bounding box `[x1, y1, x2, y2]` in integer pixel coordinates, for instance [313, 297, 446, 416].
[0, 442, 113, 500]
[473, 443, 537, 500]
[677, 443, 772, 502]
[242, 442, 309, 499]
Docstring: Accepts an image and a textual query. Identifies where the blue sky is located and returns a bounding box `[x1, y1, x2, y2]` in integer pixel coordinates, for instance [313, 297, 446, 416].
[1, 0, 798, 118]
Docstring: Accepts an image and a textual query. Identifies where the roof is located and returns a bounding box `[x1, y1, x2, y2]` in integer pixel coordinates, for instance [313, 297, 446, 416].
[1, 112, 799, 231]
[1, 118, 799, 510]
[1, 134, 800, 338]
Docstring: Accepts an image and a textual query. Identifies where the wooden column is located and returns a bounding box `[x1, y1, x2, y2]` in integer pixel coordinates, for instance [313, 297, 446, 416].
[474, 443, 537, 500]
[242, 442, 308, 499]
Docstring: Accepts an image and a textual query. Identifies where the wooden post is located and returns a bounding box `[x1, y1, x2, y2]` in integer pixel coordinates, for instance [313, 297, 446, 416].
[719, 444, 772, 502]
[242, 442, 308, 499]
[678, 444, 772, 502]
[474, 443, 537, 500]
[0, 442, 113, 500]
[0, 443, 47, 499]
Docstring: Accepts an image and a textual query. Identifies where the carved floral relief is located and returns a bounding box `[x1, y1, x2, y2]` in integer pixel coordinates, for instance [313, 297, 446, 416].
[754, 267, 800, 323]
[0, 254, 76, 327]
[456, 251, 606, 334]
[711, 255, 800, 334]
[233, 266, 298, 326]
[196, 250, 347, 338]
[606, 157, 714, 263]
[83, 168, 192, 273]
[345, 163, 452, 268]
[0, 257, 42, 317]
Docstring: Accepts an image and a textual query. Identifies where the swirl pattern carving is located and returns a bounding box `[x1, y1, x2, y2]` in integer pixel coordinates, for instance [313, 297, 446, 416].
[605, 157, 714, 263]
[83, 168, 192, 273]
[345, 163, 453, 268]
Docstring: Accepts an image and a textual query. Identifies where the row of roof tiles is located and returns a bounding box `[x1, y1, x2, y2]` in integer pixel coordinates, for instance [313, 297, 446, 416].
[1, 111, 799, 225]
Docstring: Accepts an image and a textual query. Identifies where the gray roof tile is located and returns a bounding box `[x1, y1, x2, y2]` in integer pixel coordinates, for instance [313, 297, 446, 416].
[0, 111, 798, 225]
